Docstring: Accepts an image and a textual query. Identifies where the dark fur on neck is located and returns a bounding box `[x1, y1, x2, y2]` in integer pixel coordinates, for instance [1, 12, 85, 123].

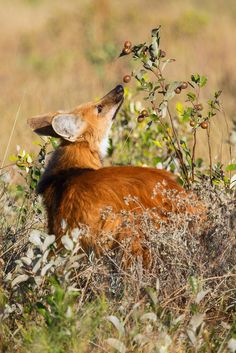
[37, 167, 93, 195]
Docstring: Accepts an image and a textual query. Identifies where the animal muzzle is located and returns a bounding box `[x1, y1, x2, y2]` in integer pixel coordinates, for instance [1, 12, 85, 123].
[101, 85, 124, 105]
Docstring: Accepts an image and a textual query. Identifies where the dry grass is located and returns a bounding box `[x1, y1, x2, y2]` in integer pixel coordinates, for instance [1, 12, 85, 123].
[0, 177, 235, 352]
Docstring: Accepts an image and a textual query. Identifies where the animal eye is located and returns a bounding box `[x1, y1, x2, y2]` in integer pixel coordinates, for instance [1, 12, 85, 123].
[96, 105, 103, 114]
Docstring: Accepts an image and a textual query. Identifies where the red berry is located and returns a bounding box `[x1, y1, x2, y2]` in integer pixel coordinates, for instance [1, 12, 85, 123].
[123, 75, 131, 83]
[124, 40, 132, 49]
[200, 121, 208, 129]
[175, 87, 181, 94]
[190, 120, 196, 127]
[181, 82, 188, 89]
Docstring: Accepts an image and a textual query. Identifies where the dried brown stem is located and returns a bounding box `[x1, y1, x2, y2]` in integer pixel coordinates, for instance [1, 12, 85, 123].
[191, 129, 197, 181]
[207, 122, 213, 184]
[220, 104, 233, 179]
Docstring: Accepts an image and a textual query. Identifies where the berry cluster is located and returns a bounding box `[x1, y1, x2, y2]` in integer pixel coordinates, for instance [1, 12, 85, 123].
[118, 28, 223, 184]
[121, 41, 133, 83]
[165, 82, 188, 95]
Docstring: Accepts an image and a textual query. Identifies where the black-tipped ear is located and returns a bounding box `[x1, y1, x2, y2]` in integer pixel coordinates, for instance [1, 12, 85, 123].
[27, 113, 59, 137]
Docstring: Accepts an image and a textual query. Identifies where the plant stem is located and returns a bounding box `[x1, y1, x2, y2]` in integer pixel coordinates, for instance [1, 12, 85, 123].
[220, 104, 233, 180]
[207, 122, 212, 184]
[191, 129, 197, 181]
[167, 106, 190, 184]
[151, 67, 190, 186]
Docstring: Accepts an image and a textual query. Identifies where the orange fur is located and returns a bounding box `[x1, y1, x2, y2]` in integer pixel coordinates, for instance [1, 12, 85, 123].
[28, 85, 203, 261]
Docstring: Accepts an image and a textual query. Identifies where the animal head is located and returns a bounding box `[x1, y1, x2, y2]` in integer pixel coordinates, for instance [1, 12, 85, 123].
[28, 85, 124, 156]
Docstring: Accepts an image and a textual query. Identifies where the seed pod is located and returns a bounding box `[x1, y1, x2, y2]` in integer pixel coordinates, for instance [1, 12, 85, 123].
[165, 84, 169, 91]
[124, 40, 132, 49]
[190, 120, 196, 127]
[123, 75, 131, 83]
[137, 115, 145, 123]
[181, 82, 188, 89]
[175, 87, 181, 94]
[141, 109, 149, 117]
[200, 121, 208, 129]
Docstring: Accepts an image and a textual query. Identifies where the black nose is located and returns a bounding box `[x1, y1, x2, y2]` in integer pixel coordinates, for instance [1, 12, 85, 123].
[115, 85, 124, 94]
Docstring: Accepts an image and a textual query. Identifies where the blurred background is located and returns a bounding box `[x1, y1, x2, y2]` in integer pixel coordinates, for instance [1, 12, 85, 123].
[0, 0, 235, 166]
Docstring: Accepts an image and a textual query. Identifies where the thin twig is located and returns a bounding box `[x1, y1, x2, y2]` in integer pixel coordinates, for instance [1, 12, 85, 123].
[1, 94, 25, 169]
[0, 163, 15, 171]
[191, 129, 197, 181]
[220, 103, 233, 179]
[207, 122, 213, 184]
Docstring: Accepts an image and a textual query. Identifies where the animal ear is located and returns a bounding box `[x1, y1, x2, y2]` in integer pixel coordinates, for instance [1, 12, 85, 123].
[27, 113, 59, 137]
[51, 114, 85, 142]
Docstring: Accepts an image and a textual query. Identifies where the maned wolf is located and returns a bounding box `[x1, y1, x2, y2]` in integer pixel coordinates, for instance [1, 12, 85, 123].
[28, 85, 202, 261]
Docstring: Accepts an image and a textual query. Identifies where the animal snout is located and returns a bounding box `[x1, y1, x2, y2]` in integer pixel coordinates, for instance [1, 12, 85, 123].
[115, 85, 124, 95]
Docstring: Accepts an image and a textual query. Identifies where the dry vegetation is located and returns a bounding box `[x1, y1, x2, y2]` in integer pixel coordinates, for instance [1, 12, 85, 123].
[0, 177, 235, 352]
[0, 1, 236, 352]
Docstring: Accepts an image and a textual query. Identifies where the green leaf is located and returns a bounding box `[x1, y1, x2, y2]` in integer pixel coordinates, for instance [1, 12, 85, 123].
[17, 185, 24, 192]
[149, 41, 159, 61]
[145, 287, 158, 306]
[153, 156, 162, 165]
[189, 276, 199, 294]
[199, 76, 208, 87]
[147, 82, 153, 91]
[226, 164, 236, 172]
[149, 26, 161, 61]
[191, 73, 200, 84]
[214, 90, 222, 99]
[187, 92, 196, 102]
[195, 158, 203, 168]
[9, 154, 18, 162]
[182, 107, 194, 122]
[54, 285, 65, 304]
[132, 43, 146, 59]
[176, 102, 184, 117]
[50, 137, 59, 149]
[151, 26, 161, 40]
[152, 140, 162, 148]
[143, 61, 153, 70]
[135, 69, 147, 82]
